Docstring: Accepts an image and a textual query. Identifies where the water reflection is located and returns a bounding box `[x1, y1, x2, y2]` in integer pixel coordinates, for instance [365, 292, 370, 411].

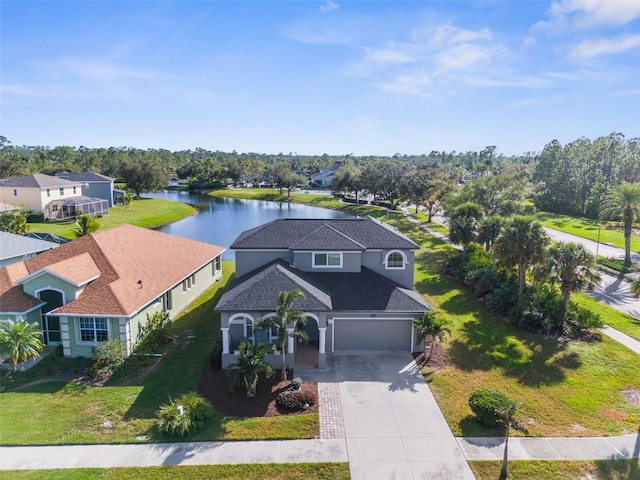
[145, 191, 350, 259]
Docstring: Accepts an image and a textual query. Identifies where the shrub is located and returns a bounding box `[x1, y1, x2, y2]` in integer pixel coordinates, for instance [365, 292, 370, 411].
[291, 377, 302, 390]
[276, 389, 316, 412]
[89, 339, 127, 378]
[135, 311, 172, 354]
[26, 211, 44, 223]
[484, 282, 519, 316]
[442, 250, 470, 283]
[468, 265, 503, 297]
[156, 391, 213, 437]
[564, 302, 603, 337]
[513, 284, 564, 333]
[469, 389, 514, 428]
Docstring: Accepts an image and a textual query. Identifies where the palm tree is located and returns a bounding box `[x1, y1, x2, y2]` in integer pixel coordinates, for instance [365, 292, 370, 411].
[494, 216, 549, 297]
[545, 241, 601, 309]
[226, 342, 275, 397]
[447, 202, 483, 250]
[255, 289, 306, 380]
[498, 401, 523, 480]
[412, 310, 451, 362]
[0, 318, 45, 373]
[599, 183, 640, 267]
[477, 215, 504, 252]
[74, 213, 100, 238]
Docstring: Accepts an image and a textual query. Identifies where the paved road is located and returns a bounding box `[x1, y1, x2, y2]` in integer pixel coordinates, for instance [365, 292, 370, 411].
[543, 227, 639, 263]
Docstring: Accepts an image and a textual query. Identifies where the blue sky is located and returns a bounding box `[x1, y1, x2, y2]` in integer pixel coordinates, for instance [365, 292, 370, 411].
[1, 1, 639, 156]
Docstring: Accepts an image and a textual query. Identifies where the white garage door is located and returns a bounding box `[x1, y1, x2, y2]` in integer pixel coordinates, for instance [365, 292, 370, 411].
[334, 318, 412, 351]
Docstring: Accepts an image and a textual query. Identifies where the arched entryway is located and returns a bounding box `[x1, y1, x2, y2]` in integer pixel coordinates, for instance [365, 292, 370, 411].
[37, 289, 64, 345]
[295, 314, 319, 369]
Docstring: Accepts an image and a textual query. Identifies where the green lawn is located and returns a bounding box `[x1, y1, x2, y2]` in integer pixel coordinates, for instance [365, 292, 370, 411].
[0, 464, 351, 480]
[27, 197, 196, 239]
[470, 459, 638, 480]
[534, 211, 639, 253]
[405, 227, 640, 437]
[573, 293, 640, 342]
[0, 261, 318, 445]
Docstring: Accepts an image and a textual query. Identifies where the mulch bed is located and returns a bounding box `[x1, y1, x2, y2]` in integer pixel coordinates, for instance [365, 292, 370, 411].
[412, 342, 449, 368]
[197, 358, 319, 418]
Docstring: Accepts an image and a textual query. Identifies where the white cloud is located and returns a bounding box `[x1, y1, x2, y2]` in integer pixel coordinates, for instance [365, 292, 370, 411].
[320, 0, 339, 14]
[353, 22, 513, 96]
[570, 33, 640, 58]
[538, 0, 640, 30]
[431, 24, 493, 45]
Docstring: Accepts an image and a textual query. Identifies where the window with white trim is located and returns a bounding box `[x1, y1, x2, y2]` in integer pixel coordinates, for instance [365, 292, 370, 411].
[59, 187, 65, 195]
[78, 317, 109, 343]
[313, 252, 342, 268]
[385, 251, 406, 269]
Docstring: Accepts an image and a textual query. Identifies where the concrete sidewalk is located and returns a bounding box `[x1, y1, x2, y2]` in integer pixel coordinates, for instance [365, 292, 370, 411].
[2, 433, 638, 471]
[458, 434, 640, 461]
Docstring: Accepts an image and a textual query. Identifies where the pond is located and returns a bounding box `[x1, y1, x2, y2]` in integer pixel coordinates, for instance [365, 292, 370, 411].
[145, 190, 351, 259]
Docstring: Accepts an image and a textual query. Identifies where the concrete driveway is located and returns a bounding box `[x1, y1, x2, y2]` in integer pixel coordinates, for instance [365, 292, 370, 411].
[305, 352, 475, 479]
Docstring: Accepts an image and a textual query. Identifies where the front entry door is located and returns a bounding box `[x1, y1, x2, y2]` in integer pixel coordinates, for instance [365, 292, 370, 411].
[38, 290, 63, 345]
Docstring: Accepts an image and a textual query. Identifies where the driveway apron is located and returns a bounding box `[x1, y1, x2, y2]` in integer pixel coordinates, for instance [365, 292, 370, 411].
[309, 351, 476, 480]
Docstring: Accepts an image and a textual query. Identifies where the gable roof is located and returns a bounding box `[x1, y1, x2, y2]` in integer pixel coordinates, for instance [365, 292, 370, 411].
[18, 252, 101, 287]
[0, 173, 82, 188]
[215, 259, 430, 313]
[232, 217, 419, 251]
[0, 231, 59, 262]
[215, 260, 332, 312]
[0, 224, 225, 316]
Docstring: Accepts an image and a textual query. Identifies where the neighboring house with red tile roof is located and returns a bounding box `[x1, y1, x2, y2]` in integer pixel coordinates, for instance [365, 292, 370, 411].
[0, 173, 109, 220]
[0, 224, 225, 357]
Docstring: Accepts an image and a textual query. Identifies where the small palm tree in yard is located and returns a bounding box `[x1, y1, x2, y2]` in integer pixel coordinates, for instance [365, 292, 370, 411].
[544, 241, 601, 309]
[74, 213, 100, 238]
[227, 342, 275, 397]
[498, 401, 524, 480]
[0, 318, 45, 373]
[412, 310, 451, 362]
[255, 289, 307, 380]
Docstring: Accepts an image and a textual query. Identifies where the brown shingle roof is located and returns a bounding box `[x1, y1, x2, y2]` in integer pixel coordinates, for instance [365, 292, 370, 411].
[0, 224, 225, 317]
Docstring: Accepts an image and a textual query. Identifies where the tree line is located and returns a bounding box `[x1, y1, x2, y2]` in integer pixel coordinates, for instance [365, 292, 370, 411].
[1, 132, 638, 217]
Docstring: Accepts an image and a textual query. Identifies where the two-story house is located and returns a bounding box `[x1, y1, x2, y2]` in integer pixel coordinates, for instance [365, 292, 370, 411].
[0, 224, 225, 357]
[215, 216, 432, 369]
[54, 171, 116, 207]
[0, 173, 109, 220]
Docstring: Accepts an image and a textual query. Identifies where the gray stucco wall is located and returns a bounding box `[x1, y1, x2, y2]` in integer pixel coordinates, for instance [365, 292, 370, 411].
[235, 250, 292, 277]
[361, 249, 415, 289]
[82, 182, 115, 207]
